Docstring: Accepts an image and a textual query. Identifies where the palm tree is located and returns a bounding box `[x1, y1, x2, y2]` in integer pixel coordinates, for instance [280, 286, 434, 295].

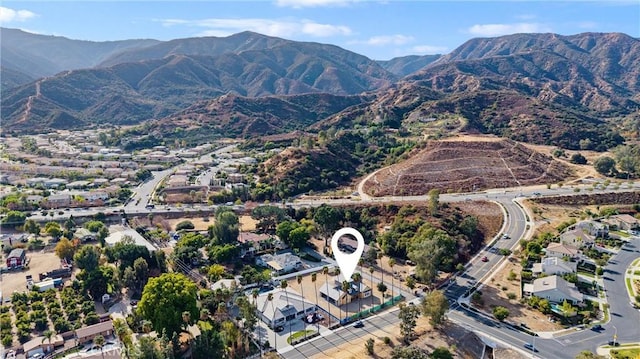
[353, 273, 362, 318]
[322, 266, 331, 326]
[335, 268, 341, 322]
[377, 252, 385, 292]
[94, 334, 105, 359]
[182, 310, 192, 330]
[369, 266, 375, 307]
[113, 319, 131, 358]
[280, 280, 292, 340]
[341, 280, 350, 323]
[389, 258, 396, 303]
[252, 289, 259, 309]
[296, 274, 307, 339]
[311, 273, 319, 330]
[42, 329, 54, 354]
[141, 320, 152, 334]
[267, 293, 276, 352]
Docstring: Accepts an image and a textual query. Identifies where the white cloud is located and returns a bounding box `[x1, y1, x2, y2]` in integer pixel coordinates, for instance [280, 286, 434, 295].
[576, 21, 598, 29]
[467, 22, 551, 37]
[159, 17, 351, 38]
[274, 0, 358, 8]
[0, 6, 37, 23]
[411, 45, 448, 55]
[515, 14, 537, 20]
[363, 34, 414, 46]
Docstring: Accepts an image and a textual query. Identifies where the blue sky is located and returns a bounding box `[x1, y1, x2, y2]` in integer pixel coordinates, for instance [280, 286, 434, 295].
[1, 1, 639, 60]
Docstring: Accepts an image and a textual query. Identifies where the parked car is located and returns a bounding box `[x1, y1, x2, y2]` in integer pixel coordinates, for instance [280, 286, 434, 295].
[274, 325, 284, 332]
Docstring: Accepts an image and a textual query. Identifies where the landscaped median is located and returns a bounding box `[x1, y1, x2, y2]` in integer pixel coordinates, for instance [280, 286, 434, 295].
[287, 329, 318, 345]
[624, 256, 640, 307]
[598, 343, 640, 359]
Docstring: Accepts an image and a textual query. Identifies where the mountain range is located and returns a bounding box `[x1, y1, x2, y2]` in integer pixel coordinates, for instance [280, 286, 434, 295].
[1, 28, 639, 151]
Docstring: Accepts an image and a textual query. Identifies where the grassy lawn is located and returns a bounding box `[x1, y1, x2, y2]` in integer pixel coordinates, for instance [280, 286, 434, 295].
[610, 348, 640, 359]
[632, 258, 640, 267]
[611, 230, 631, 238]
[626, 278, 635, 296]
[287, 330, 315, 344]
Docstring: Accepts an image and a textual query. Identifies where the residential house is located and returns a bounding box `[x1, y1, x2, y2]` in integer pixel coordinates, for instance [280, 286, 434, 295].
[105, 227, 156, 252]
[42, 193, 72, 209]
[75, 228, 96, 241]
[238, 232, 283, 256]
[559, 229, 595, 248]
[6, 248, 27, 268]
[23, 334, 64, 357]
[319, 274, 372, 306]
[605, 214, 640, 231]
[255, 288, 317, 328]
[545, 242, 581, 260]
[574, 220, 608, 238]
[532, 256, 577, 276]
[211, 278, 240, 292]
[523, 275, 583, 304]
[256, 253, 303, 275]
[75, 320, 114, 345]
[26, 195, 44, 205]
[26, 177, 48, 187]
[44, 178, 68, 188]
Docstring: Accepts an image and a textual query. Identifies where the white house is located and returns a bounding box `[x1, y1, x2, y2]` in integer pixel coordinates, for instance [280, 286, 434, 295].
[523, 275, 583, 304]
[605, 214, 640, 231]
[105, 226, 156, 252]
[255, 288, 317, 328]
[256, 253, 302, 275]
[532, 256, 577, 276]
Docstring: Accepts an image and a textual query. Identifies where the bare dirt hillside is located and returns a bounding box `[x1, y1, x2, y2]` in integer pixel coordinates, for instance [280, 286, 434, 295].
[363, 137, 574, 196]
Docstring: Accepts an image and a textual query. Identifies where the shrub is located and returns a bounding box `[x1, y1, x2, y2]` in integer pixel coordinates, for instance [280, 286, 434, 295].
[365, 338, 375, 355]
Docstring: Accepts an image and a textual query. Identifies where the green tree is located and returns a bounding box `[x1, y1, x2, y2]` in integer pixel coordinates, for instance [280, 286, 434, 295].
[313, 205, 341, 245]
[427, 189, 440, 216]
[408, 224, 454, 285]
[288, 226, 310, 249]
[365, 337, 375, 355]
[208, 210, 239, 244]
[94, 334, 105, 359]
[1, 210, 26, 228]
[421, 290, 449, 326]
[492, 306, 509, 321]
[138, 273, 199, 336]
[251, 205, 288, 232]
[391, 346, 429, 359]
[398, 303, 421, 343]
[430, 347, 454, 359]
[55, 237, 76, 261]
[593, 156, 616, 176]
[74, 245, 101, 271]
[24, 219, 41, 236]
[175, 220, 195, 231]
[570, 153, 588, 165]
[45, 221, 63, 240]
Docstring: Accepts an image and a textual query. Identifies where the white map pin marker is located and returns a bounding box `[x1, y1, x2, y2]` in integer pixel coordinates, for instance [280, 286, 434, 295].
[331, 227, 364, 282]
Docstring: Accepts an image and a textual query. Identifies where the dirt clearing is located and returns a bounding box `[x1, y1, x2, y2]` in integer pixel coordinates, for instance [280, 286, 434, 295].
[1, 249, 71, 296]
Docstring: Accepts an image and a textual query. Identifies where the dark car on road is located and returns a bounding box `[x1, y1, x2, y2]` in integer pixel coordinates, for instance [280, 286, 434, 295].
[591, 324, 603, 331]
[524, 343, 538, 352]
[274, 325, 284, 332]
[354, 321, 364, 328]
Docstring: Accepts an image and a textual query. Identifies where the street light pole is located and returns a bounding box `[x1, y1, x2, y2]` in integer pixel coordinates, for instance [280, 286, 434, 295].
[612, 325, 618, 346]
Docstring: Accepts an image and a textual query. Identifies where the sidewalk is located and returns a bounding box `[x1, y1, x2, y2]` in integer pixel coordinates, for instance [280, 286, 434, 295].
[596, 343, 640, 358]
